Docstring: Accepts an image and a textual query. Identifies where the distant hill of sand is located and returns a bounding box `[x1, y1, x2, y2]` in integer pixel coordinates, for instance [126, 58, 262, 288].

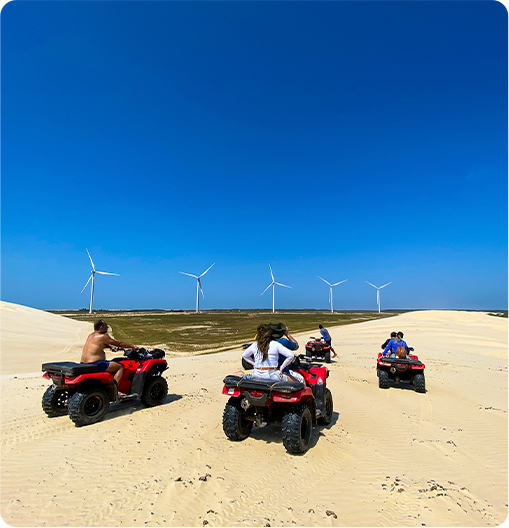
[0, 301, 92, 376]
[1, 301, 507, 526]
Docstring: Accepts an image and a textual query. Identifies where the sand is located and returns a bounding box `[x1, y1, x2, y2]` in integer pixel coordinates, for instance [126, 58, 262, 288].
[1, 301, 507, 527]
[0, 302, 92, 376]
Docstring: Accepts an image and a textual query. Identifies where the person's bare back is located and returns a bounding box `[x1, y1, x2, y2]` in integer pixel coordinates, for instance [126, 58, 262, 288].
[81, 332, 112, 363]
[80, 320, 138, 364]
[80, 320, 139, 396]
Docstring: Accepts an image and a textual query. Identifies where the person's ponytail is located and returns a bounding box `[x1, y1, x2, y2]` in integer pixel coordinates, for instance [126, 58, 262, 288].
[256, 323, 273, 362]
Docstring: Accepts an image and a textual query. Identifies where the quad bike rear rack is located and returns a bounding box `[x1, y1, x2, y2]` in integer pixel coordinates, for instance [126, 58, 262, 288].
[379, 357, 423, 366]
[223, 375, 305, 393]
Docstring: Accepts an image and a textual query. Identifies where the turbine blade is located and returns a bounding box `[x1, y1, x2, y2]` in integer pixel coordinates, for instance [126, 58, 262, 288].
[379, 282, 392, 289]
[198, 279, 204, 298]
[331, 279, 348, 287]
[318, 276, 332, 286]
[179, 271, 198, 278]
[275, 282, 291, 289]
[95, 271, 119, 276]
[365, 281, 378, 289]
[260, 283, 273, 296]
[80, 275, 92, 293]
[200, 262, 215, 277]
[86, 248, 95, 271]
[269, 265, 274, 282]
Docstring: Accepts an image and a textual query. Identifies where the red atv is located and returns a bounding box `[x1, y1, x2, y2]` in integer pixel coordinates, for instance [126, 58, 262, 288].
[376, 348, 426, 393]
[222, 355, 333, 454]
[42, 348, 168, 426]
[305, 337, 332, 363]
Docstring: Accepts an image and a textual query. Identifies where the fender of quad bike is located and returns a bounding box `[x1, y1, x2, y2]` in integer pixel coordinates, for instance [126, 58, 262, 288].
[407, 355, 425, 370]
[299, 366, 328, 385]
[138, 358, 168, 375]
[223, 386, 241, 397]
[124, 358, 168, 396]
[58, 372, 118, 400]
[377, 353, 391, 368]
[272, 386, 314, 403]
[115, 357, 168, 374]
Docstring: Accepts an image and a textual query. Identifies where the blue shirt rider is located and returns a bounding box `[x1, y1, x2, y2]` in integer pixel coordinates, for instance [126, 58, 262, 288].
[319, 324, 337, 358]
[383, 331, 409, 357]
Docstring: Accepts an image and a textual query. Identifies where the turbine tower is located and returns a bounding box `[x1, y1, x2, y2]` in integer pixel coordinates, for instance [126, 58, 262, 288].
[365, 281, 392, 313]
[261, 265, 291, 314]
[80, 249, 119, 314]
[318, 276, 347, 313]
[179, 263, 215, 313]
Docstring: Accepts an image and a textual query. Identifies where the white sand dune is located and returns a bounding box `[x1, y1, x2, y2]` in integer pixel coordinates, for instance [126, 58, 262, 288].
[0, 301, 92, 376]
[1, 302, 507, 527]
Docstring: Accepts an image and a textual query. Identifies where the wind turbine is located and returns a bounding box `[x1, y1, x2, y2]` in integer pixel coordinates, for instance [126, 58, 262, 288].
[80, 249, 119, 314]
[179, 263, 215, 313]
[318, 276, 348, 313]
[261, 265, 291, 314]
[365, 281, 392, 313]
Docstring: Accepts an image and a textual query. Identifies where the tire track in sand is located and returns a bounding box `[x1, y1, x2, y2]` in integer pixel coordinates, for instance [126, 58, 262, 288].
[1, 413, 75, 447]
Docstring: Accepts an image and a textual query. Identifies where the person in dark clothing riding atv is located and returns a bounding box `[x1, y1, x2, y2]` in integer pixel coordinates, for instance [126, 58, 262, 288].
[381, 332, 397, 349]
[81, 320, 139, 396]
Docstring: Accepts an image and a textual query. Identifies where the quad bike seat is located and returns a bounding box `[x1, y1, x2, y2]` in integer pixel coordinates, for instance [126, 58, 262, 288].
[224, 375, 305, 393]
[42, 361, 110, 376]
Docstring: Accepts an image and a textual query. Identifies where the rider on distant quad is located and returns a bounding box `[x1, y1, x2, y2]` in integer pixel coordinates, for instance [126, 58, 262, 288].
[382, 331, 409, 358]
[319, 325, 337, 358]
[81, 320, 139, 395]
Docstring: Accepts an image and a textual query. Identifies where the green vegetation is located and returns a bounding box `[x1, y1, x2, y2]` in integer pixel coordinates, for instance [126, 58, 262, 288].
[488, 311, 508, 318]
[56, 310, 400, 354]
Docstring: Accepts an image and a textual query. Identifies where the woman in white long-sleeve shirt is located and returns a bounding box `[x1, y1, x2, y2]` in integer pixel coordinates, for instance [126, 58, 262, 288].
[242, 323, 296, 381]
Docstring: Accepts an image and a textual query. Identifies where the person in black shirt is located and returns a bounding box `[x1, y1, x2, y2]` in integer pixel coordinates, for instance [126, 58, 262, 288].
[381, 332, 397, 350]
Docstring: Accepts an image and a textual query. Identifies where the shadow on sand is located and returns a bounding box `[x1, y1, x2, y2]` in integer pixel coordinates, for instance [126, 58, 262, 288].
[383, 382, 426, 393]
[102, 393, 183, 421]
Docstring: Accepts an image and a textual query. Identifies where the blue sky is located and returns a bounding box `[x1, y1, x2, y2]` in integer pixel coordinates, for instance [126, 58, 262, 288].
[2, 1, 507, 311]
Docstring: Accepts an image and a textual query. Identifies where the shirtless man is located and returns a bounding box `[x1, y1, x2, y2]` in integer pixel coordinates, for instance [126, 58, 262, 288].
[81, 320, 138, 396]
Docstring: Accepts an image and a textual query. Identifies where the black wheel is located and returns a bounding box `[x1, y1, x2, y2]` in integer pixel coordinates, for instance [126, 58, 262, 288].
[305, 348, 312, 359]
[324, 351, 331, 363]
[222, 397, 253, 441]
[413, 373, 426, 393]
[282, 406, 313, 454]
[141, 376, 168, 407]
[242, 358, 254, 370]
[317, 388, 333, 425]
[68, 387, 110, 427]
[42, 386, 72, 417]
[379, 369, 389, 389]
